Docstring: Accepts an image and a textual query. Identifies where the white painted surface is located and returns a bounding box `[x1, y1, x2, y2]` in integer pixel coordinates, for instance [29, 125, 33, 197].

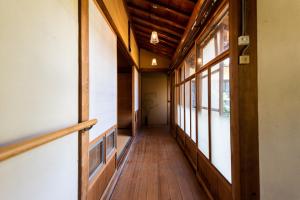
[257, 0, 300, 199]
[134, 67, 139, 111]
[0, 0, 78, 199]
[89, 0, 117, 141]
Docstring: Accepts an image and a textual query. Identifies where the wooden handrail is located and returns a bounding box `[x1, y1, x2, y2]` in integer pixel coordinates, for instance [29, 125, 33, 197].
[0, 119, 97, 161]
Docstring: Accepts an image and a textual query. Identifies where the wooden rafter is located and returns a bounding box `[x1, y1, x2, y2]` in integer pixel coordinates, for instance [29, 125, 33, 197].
[144, 0, 191, 18]
[127, 5, 186, 30]
[132, 17, 182, 38]
[133, 25, 180, 44]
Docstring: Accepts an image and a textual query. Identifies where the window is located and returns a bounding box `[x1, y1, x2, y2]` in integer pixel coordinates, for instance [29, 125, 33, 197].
[89, 139, 104, 178]
[106, 129, 116, 157]
[185, 48, 196, 78]
[197, 70, 209, 158]
[185, 81, 190, 136]
[191, 78, 196, 142]
[210, 59, 231, 182]
[174, 11, 231, 183]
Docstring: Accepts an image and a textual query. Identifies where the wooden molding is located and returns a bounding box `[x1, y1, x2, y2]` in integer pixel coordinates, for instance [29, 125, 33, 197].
[0, 119, 97, 162]
[79, 0, 90, 199]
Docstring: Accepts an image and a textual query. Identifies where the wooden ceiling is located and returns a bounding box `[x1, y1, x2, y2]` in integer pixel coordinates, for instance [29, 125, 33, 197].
[125, 0, 197, 58]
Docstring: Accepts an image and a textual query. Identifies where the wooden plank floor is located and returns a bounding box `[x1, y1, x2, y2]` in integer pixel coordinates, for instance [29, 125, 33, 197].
[111, 127, 209, 200]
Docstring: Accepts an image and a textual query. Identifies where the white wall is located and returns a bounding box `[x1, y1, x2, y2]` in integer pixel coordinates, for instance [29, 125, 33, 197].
[134, 67, 139, 112]
[257, 1, 300, 199]
[89, 0, 117, 141]
[0, 0, 78, 199]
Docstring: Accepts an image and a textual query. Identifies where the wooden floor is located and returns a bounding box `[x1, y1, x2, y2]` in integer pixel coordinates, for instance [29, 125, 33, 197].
[111, 127, 209, 200]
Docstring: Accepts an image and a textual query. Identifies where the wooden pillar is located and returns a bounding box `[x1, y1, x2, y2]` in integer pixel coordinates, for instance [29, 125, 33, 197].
[229, 0, 260, 199]
[79, 0, 89, 199]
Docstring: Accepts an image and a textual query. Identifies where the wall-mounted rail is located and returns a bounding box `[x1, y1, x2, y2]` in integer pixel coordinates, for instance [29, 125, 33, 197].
[0, 119, 97, 161]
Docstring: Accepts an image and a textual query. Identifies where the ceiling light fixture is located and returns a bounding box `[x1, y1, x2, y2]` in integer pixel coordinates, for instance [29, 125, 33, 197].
[150, 31, 159, 44]
[152, 58, 158, 66]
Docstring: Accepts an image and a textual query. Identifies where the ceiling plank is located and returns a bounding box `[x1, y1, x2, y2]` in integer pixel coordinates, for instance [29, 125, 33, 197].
[140, 45, 173, 58]
[139, 42, 174, 52]
[132, 17, 182, 38]
[127, 5, 186, 30]
[143, 0, 191, 19]
[134, 25, 180, 44]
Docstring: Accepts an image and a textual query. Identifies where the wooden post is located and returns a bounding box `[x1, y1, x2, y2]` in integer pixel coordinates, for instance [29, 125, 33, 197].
[79, 0, 89, 199]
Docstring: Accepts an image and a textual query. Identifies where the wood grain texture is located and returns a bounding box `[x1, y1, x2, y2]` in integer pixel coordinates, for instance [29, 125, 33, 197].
[111, 127, 208, 200]
[0, 119, 97, 162]
[79, 0, 90, 199]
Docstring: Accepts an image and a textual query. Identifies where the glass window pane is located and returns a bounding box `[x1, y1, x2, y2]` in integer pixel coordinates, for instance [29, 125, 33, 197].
[191, 78, 196, 142]
[176, 86, 180, 126]
[180, 84, 184, 130]
[198, 12, 229, 67]
[185, 48, 196, 78]
[197, 70, 209, 158]
[185, 82, 190, 136]
[210, 58, 231, 183]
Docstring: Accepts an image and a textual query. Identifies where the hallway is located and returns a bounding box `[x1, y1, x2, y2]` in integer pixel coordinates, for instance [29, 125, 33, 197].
[111, 127, 208, 200]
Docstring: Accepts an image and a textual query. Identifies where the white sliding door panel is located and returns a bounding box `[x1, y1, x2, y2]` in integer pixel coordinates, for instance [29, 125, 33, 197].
[89, 0, 117, 141]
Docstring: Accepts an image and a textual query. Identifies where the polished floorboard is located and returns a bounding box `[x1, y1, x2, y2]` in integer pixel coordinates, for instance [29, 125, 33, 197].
[111, 127, 209, 200]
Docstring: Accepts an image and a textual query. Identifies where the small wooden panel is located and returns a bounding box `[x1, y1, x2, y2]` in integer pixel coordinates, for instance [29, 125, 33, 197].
[185, 137, 197, 170]
[197, 152, 232, 200]
[175, 125, 232, 200]
[88, 154, 117, 200]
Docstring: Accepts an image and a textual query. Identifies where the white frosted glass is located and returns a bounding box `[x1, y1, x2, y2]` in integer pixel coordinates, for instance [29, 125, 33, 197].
[211, 111, 231, 182]
[211, 60, 231, 183]
[197, 71, 209, 158]
[185, 82, 190, 135]
[180, 85, 185, 129]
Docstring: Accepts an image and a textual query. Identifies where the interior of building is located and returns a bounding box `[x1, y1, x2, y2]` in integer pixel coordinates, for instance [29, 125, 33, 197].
[0, 0, 299, 200]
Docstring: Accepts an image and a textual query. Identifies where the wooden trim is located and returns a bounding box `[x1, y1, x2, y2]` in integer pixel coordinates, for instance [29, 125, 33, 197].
[0, 119, 97, 162]
[140, 68, 169, 73]
[196, 172, 214, 200]
[79, 0, 90, 199]
[175, 50, 229, 86]
[89, 125, 117, 147]
[229, 0, 260, 199]
[88, 150, 117, 190]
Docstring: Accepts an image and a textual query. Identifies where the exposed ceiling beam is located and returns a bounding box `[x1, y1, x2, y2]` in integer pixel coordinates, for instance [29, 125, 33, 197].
[132, 17, 182, 38]
[144, 0, 190, 19]
[140, 43, 174, 54]
[127, 5, 186, 30]
[133, 25, 180, 44]
[139, 42, 174, 52]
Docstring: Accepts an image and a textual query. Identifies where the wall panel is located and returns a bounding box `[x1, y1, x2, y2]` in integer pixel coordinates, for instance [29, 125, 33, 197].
[89, 0, 117, 141]
[0, 0, 78, 199]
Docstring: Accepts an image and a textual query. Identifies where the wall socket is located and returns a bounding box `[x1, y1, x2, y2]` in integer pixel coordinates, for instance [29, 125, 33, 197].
[238, 35, 250, 46]
[239, 55, 250, 64]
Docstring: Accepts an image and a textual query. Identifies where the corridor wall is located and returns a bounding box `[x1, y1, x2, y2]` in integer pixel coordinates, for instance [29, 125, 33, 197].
[0, 0, 79, 199]
[257, 0, 300, 199]
[89, 0, 117, 141]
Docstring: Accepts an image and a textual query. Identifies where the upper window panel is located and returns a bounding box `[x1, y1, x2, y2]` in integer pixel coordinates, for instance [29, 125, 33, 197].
[197, 13, 229, 68]
[185, 48, 196, 78]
